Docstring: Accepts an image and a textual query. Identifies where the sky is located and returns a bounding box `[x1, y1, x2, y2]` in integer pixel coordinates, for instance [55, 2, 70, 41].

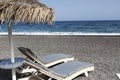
[39, 0, 120, 21]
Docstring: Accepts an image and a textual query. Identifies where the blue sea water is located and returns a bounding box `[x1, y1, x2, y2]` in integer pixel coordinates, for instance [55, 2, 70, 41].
[0, 20, 120, 35]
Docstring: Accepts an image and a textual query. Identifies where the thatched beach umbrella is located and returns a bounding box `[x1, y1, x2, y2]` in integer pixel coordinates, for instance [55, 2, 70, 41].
[0, 1, 54, 80]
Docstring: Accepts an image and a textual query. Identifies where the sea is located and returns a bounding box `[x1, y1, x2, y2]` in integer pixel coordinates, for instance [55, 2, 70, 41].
[0, 20, 120, 35]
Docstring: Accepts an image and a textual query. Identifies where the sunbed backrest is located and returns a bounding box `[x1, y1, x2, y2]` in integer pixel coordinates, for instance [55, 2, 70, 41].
[18, 47, 37, 61]
[18, 47, 44, 65]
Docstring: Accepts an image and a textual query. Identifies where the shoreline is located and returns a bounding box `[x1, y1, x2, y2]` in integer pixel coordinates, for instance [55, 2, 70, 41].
[0, 35, 120, 80]
[1, 32, 120, 36]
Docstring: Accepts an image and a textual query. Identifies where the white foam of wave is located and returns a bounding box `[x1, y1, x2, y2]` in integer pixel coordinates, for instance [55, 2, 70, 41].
[0, 32, 120, 36]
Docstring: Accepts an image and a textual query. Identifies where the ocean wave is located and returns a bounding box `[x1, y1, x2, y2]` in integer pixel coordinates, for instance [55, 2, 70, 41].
[0, 32, 120, 36]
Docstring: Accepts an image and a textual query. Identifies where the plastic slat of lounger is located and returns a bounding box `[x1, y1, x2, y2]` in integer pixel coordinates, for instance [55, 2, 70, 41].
[38, 54, 74, 64]
[50, 61, 94, 78]
[35, 53, 74, 67]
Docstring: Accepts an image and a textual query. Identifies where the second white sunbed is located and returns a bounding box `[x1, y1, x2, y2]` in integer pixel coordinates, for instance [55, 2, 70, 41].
[21, 60, 94, 80]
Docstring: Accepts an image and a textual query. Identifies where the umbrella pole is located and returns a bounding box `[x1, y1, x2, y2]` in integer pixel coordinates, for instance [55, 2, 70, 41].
[8, 21, 16, 80]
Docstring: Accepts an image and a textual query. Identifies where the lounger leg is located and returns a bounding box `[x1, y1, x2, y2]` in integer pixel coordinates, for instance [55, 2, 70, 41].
[116, 73, 120, 79]
[84, 72, 88, 77]
[18, 76, 31, 80]
[48, 78, 52, 80]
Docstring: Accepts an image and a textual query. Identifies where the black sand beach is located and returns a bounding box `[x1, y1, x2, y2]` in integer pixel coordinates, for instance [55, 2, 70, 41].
[0, 35, 120, 80]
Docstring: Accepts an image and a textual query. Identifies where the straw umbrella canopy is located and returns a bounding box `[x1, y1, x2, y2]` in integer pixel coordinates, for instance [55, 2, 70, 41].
[0, 1, 54, 24]
[0, 0, 54, 80]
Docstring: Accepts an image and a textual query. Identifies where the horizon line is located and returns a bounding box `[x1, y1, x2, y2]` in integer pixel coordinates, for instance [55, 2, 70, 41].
[55, 20, 120, 22]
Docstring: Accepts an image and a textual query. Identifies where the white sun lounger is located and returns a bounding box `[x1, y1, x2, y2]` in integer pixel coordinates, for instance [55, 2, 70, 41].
[17, 47, 74, 73]
[22, 60, 94, 80]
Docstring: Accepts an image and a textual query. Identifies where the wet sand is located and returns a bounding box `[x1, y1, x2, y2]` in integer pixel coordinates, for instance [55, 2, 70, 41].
[0, 35, 120, 80]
